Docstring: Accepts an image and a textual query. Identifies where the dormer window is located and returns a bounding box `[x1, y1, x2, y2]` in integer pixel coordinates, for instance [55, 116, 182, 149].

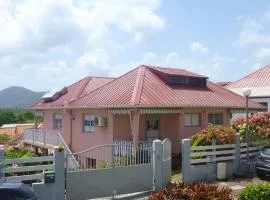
[167, 75, 206, 88]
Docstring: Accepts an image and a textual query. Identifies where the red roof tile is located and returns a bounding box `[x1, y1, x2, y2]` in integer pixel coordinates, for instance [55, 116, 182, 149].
[70, 65, 264, 109]
[32, 76, 114, 108]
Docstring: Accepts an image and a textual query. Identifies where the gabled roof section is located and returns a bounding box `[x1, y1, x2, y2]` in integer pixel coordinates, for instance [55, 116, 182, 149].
[32, 76, 114, 109]
[225, 65, 270, 97]
[70, 65, 265, 109]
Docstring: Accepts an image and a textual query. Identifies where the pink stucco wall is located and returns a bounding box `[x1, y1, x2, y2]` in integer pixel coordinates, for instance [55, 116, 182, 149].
[71, 109, 113, 152]
[42, 107, 230, 154]
[42, 109, 113, 152]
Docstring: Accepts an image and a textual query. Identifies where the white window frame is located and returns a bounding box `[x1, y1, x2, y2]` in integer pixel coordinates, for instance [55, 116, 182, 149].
[54, 113, 62, 129]
[83, 114, 96, 133]
[184, 113, 200, 127]
[208, 113, 223, 125]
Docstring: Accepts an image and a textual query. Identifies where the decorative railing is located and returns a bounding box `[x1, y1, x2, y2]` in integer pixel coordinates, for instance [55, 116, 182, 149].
[23, 129, 79, 170]
[67, 141, 153, 171]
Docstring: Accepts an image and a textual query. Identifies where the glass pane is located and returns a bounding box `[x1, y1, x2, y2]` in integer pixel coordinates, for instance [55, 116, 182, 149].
[184, 114, 191, 126]
[192, 114, 199, 126]
[146, 115, 159, 130]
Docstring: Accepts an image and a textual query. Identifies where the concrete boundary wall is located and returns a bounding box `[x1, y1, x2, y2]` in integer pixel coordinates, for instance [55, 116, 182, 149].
[66, 164, 153, 200]
[66, 139, 172, 200]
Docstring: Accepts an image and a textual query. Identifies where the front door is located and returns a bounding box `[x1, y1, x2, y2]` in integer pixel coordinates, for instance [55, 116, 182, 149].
[145, 115, 160, 142]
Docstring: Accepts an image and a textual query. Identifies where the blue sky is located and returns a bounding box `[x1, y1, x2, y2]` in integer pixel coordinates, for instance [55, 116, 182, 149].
[1, 0, 270, 91]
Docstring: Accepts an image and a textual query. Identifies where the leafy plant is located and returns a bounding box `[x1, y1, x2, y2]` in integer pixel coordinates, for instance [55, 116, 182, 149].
[0, 133, 10, 143]
[191, 125, 236, 146]
[238, 183, 270, 200]
[232, 113, 270, 143]
[149, 182, 233, 200]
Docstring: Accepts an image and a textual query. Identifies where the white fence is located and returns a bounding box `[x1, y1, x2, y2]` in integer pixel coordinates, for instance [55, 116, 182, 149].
[0, 146, 54, 182]
[23, 128, 79, 170]
[182, 133, 262, 183]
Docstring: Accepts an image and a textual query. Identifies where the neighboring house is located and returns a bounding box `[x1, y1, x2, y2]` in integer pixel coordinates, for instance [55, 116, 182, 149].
[225, 65, 270, 113]
[216, 82, 232, 87]
[32, 65, 265, 154]
[0, 123, 35, 144]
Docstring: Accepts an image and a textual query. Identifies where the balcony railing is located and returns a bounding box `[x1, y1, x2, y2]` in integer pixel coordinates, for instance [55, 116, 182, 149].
[23, 128, 79, 170]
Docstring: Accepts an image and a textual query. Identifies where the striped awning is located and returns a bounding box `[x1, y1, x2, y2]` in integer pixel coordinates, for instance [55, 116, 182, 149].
[231, 109, 259, 114]
[108, 109, 133, 115]
[140, 108, 182, 114]
[108, 108, 182, 115]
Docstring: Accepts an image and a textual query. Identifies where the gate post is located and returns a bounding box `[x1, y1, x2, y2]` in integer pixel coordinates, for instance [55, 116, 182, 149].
[53, 146, 65, 200]
[235, 133, 241, 171]
[0, 145, 5, 183]
[182, 139, 191, 184]
[153, 140, 163, 190]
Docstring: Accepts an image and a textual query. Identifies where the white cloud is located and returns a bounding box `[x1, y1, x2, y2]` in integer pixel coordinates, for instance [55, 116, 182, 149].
[0, 0, 164, 91]
[238, 17, 270, 45]
[255, 47, 270, 60]
[190, 42, 209, 54]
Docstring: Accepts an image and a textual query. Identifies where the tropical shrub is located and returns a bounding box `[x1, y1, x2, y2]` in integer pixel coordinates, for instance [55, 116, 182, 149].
[191, 125, 236, 146]
[149, 182, 233, 200]
[238, 183, 270, 200]
[232, 112, 270, 142]
[0, 133, 10, 143]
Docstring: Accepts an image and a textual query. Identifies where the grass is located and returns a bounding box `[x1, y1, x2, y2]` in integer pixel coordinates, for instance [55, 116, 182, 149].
[171, 169, 182, 183]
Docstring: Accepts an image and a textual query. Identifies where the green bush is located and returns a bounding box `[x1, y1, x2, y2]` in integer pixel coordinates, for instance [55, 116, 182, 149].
[0, 134, 10, 143]
[238, 183, 270, 200]
[149, 182, 233, 200]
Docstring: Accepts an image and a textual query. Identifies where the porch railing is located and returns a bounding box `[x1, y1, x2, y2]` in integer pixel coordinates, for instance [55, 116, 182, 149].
[23, 128, 79, 170]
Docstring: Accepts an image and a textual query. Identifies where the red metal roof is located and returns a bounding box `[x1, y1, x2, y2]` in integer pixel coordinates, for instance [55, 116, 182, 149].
[69, 65, 264, 109]
[32, 76, 114, 108]
[226, 65, 270, 88]
[225, 65, 270, 97]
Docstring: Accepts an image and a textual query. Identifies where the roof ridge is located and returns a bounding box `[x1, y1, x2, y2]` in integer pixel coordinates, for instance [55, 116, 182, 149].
[226, 64, 270, 88]
[74, 76, 92, 100]
[71, 66, 142, 104]
[130, 66, 146, 105]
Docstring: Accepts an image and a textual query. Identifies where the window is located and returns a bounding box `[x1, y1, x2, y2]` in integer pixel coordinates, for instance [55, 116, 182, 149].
[208, 113, 223, 125]
[167, 75, 207, 88]
[83, 114, 95, 133]
[54, 114, 62, 129]
[259, 102, 268, 109]
[184, 114, 200, 127]
[146, 115, 159, 131]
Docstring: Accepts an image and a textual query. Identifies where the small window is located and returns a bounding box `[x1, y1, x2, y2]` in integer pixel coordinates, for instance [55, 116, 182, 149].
[146, 115, 159, 131]
[259, 102, 268, 109]
[208, 113, 223, 125]
[83, 114, 95, 133]
[54, 113, 62, 129]
[184, 114, 200, 127]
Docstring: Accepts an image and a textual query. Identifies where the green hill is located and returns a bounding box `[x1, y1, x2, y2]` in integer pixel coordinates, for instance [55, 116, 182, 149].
[0, 86, 45, 108]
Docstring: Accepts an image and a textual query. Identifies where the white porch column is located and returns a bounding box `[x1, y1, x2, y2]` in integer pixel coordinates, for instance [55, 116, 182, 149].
[129, 109, 140, 147]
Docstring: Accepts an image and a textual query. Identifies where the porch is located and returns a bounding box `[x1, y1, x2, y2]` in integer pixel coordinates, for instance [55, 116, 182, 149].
[110, 108, 183, 154]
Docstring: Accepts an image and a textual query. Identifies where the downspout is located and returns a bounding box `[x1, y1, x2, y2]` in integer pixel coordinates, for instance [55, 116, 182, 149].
[70, 109, 73, 150]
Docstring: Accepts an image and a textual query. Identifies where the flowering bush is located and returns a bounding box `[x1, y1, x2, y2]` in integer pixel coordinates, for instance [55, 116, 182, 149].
[149, 182, 233, 200]
[191, 125, 236, 146]
[232, 112, 270, 142]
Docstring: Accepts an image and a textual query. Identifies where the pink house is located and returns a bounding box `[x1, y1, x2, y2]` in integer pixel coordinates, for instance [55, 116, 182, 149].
[31, 65, 265, 155]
